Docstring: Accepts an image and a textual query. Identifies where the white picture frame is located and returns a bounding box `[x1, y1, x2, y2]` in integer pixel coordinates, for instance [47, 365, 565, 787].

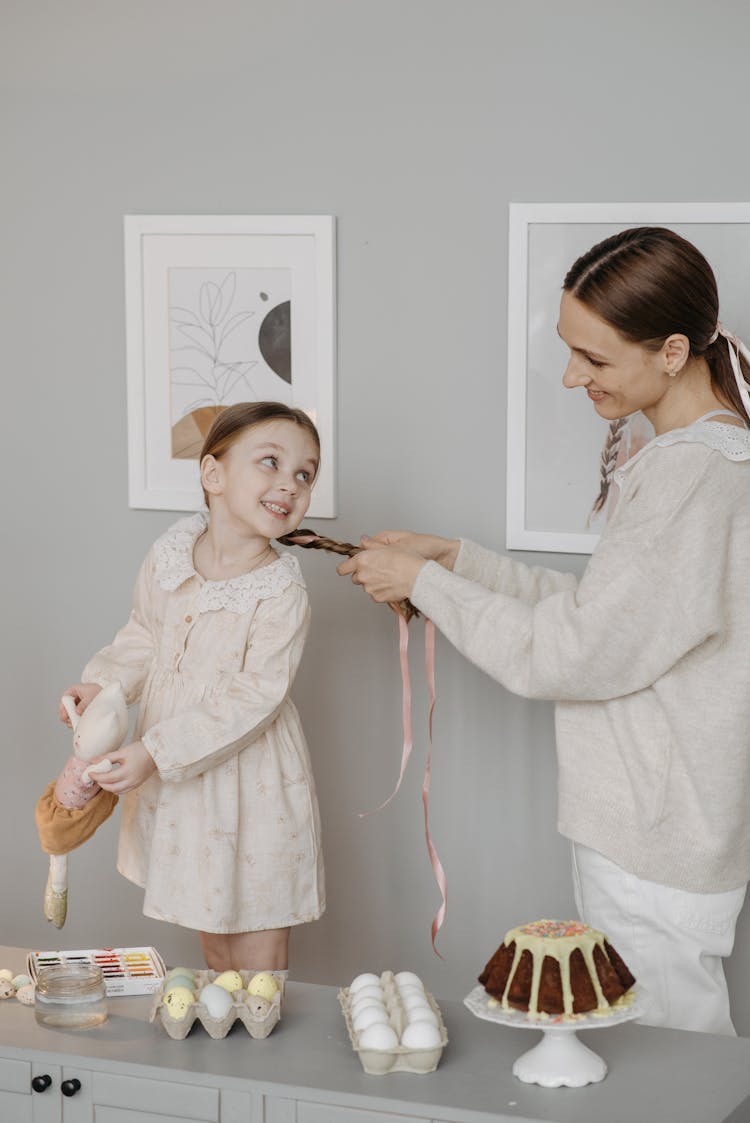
[507, 202, 750, 554]
[125, 214, 337, 517]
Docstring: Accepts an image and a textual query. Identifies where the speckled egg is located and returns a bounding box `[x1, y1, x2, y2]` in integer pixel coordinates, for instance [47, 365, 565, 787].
[163, 985, 195, 1020]
[247, 971, 278, 1001]
[246, 995, 271, 1019]
[15, 984, 35, 1006]
[0, 980, 14, 999]
[213, 970, 244, 994]
[199, 983, 234, 1020]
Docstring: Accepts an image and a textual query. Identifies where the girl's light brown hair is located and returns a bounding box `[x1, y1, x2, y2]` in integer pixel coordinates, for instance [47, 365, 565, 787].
[199, 401, 320, 507]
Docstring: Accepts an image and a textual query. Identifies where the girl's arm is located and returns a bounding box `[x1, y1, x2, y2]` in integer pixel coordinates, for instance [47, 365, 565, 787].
[80, 551, 156, 705]
[141, 582, 309, 783]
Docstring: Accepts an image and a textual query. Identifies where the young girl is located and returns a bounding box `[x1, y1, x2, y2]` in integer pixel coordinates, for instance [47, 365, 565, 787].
[339, 227, 750, 1035]
[59, 401, 325, 971]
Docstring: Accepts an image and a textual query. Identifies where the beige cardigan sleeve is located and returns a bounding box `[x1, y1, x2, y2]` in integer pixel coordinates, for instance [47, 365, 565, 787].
[142, 582, 310, 783]
[454, 539, 579, 603]
[411, 457, 724, 702]
[82, 551, 156, 706]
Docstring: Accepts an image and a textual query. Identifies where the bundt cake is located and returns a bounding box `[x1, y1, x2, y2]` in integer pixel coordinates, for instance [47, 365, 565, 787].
[478, 920, 635, 1018]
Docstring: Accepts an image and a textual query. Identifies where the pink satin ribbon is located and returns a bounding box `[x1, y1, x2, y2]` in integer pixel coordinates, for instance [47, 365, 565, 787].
[361, 615, 447, 955]
[717, 324, 750, 417]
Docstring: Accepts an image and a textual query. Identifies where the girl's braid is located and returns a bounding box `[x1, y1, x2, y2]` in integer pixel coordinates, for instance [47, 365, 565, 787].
[278, 530, 420, 623]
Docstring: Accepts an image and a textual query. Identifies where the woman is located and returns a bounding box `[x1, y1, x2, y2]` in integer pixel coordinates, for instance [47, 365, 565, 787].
[338, 227, 750, 1034]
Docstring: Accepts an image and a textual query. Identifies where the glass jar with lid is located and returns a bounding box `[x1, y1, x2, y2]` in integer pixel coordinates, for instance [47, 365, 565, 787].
[35, 963, 108, 1028]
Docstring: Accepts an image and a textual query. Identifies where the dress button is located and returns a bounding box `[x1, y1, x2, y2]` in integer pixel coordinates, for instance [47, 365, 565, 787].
[185, 615, 193, 623]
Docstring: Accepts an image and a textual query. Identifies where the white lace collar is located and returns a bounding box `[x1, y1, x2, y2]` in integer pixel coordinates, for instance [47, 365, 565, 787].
[153, 513, 305, 614]
[614, 416, 750, 485]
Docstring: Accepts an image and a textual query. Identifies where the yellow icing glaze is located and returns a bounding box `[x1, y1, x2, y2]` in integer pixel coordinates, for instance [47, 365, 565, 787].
[500, 919, 611, 1018]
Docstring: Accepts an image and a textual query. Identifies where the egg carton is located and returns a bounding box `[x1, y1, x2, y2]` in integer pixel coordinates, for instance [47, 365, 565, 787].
[339, 971, 448, 1075]
[149, 969, 284, 1040]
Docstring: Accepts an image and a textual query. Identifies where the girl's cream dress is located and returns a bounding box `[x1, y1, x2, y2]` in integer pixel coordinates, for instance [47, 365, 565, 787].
[83, 513, 325, 933]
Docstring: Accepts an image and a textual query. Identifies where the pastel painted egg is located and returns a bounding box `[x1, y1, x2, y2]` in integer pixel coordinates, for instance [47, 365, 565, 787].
[11, 974, 31, 991]
[163, 986, 195, 1020]
[247, 971, 279, 1001]
[352, 1005, 390, 1033]
[163, 973, 195, 993]
[394, 971, 423, 990]
[357, 1022, 399, 1050]
[199, 983, 234, 1019]
[349, 972, 381, 993]
[214, 970, 244, 994]
[0, 969, 13, 982]
[166, 966, 196, 983]
[401, 1020, 442, 1048]
[246, 995, 271, 1018]
[16, 984, 35, 1006]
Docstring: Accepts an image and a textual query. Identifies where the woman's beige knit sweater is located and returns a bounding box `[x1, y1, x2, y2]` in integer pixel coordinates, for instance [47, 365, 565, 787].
[411, 423, 750, 892]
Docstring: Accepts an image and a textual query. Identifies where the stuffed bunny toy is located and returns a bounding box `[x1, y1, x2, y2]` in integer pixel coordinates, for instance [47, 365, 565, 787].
[35, 683, 129, 928]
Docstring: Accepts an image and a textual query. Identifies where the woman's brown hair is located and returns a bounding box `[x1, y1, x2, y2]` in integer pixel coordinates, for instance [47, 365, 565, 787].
[199, 401, 320, 507]
[564, 226, 750, 421]
[564, 227, 750, 514]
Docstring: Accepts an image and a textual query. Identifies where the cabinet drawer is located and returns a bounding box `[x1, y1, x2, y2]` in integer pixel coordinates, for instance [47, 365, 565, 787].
[0, 1090, 32, 1122]
[92, 1071, 219, 1121]
[298, 1103, 426, 1123]
[0, 1055, 30, 1094]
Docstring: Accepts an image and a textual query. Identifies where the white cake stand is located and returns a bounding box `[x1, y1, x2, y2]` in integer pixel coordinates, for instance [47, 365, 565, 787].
[464, 985, 644, 1088]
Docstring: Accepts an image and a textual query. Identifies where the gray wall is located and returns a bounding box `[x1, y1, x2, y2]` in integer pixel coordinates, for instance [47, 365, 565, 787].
[4, 0, 750, 1031]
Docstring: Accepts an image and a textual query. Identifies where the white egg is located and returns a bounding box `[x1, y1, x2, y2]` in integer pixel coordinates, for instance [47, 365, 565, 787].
[407, 1006, 439, 1027]
[357, 1022, 399, 1050]
[350, 983, 383, 1003]
[199, 982, 234, 1020]
[402, 991, 432, 1013]
[349, 972, 381, 993]
[351, 1004, 390, 1032]
[350, 995, 386, 1020]
[394, 971, 423, 990]
[401, 1020, 442, 1048]
[397, 983, 426, 1001]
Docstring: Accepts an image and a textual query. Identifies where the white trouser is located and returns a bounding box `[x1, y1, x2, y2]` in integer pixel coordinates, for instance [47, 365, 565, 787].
[571, 842, 746, 1035]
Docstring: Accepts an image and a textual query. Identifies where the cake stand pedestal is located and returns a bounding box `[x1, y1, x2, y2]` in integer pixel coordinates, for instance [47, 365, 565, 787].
[464, 985, 643, 1089]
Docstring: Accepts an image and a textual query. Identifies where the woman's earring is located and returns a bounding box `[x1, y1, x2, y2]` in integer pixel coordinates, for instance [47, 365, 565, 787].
[667, 367, 678, 378]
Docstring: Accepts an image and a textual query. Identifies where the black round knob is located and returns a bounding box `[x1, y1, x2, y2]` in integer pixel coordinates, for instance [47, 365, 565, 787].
[61, 1078, 81, 1097]
[31, 1074, 52, 1092]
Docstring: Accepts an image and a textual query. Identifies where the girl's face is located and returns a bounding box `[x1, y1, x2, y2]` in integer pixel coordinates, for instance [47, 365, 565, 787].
[558, 291, 670, 422]
[208, 419, 319, 538]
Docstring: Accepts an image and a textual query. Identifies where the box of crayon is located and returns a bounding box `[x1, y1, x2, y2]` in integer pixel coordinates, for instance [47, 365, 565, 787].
[27, 946, 166, 996]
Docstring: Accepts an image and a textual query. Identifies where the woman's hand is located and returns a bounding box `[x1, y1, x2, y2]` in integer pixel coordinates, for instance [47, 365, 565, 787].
[363, 530, 460, 571]
[337, 541, 426, 605]
[58, 683, 102, 726]
[92, 741, 157, 795]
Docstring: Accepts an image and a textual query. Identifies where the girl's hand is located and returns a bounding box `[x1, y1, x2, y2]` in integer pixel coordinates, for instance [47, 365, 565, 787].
[92, 741, 157, 795]
[363, 530, 460, 571]
[337, 542, 426, 605]
[58, 683, 102, 726]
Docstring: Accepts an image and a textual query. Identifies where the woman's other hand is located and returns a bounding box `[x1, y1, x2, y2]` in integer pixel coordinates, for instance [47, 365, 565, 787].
[58, 683, 102, 726]
[363, 530, 460, 571]
[337, 541, 426, 604]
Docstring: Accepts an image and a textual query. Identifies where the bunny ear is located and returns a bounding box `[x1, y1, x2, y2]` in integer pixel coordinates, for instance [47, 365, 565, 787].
[60, 695, 79, 731]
